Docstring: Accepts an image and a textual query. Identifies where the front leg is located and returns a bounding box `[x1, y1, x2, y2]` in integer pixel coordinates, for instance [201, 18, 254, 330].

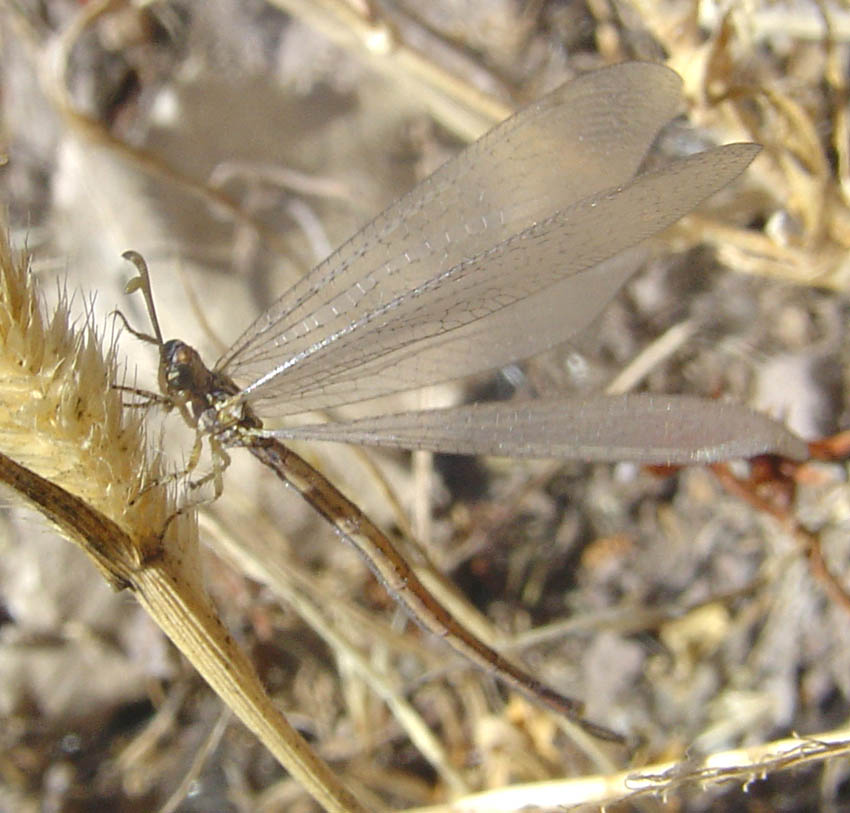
[112, 383, 173, 410]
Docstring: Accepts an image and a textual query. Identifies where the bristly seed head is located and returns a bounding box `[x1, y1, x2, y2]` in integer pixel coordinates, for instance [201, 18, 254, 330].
[0, 230, 195, 566]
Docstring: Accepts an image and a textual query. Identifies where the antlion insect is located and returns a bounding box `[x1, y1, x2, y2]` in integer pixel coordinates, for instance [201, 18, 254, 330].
[120, 62, 807, 742]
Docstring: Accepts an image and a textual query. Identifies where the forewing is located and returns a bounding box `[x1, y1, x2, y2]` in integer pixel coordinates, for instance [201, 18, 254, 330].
[235, 144, 759, 415]
[269, 395, 809, 464]
[219, 63, 684, 407]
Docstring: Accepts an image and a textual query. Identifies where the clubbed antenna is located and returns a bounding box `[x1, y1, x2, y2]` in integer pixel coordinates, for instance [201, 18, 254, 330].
[121, 249, 164, 347]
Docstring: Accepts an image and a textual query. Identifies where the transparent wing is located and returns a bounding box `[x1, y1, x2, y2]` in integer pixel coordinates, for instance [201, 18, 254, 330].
[231, 143, 758, 415]
[218, 63, 686, 410]
[268, 395, 809, 464]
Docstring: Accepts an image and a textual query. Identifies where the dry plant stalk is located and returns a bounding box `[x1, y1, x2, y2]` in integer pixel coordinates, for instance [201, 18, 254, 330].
[265, 0, 512, 139]
[0, 230, 368, 812]
[3, 1, 849, 809]
[405, 726, 850, 812]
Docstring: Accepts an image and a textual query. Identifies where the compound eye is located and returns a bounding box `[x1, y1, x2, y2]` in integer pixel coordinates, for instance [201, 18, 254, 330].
[161, 340, 201, 394]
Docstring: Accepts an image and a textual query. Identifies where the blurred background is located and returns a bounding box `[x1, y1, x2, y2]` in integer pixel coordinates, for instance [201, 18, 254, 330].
[1, 1, 850, 810]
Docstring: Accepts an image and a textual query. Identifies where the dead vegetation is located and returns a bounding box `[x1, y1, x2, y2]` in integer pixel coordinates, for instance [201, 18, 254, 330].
[1, 1, 849, 810]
